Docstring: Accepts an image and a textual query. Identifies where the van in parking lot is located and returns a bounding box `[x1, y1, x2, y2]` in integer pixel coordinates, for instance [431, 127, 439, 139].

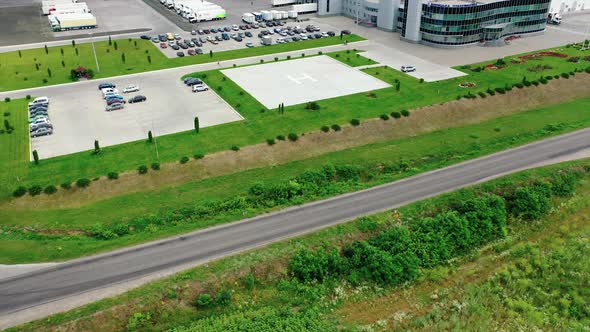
[28, 96, 49, 107]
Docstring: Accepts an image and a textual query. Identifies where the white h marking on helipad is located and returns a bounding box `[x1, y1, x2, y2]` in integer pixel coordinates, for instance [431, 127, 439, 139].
[286, 73, 317, 84]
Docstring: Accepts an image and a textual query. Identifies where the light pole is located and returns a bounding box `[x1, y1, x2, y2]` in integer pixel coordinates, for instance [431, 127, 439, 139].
[89, 33, 100, 72]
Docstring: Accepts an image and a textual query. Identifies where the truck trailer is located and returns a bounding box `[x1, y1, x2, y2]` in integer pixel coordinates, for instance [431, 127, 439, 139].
[48, 2, 90, 16]
[252, 11, 262, 21]
[49, 13, 97, 31]
[188, 7, 226, 22]
[271, 0, 296, 6]
[41, 0, 78, 15]
[261, 10, 273, 21]
[547, 13, 562, 25]
[242, 13, 255, 23]
[291, 3, 317, 13]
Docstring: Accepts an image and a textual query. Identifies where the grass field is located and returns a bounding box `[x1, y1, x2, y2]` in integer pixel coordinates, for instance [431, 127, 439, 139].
[0, 35, 364, 92]
[0, 99, 29, 187]
[1, 97, 589, 263]
[11, 160, 589, 332]
[326, 49, 378, 67]
[1, 45, 588, 199]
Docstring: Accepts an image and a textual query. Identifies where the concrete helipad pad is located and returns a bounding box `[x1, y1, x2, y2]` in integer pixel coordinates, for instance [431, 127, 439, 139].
[221, 55, 390, 108]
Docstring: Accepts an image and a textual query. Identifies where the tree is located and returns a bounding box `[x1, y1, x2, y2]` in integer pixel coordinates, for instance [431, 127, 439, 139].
[60, 48, 64, 56]
[507, 182, 552, 220]
[114, 41, 118, 50]
[18, 50, 22, 58]
[72, 40, 76, 47]
[32, 150, 39, 164]
[47, 68, 52, 77]
[396, 81, 401, 92]
[147, 130, 153, 143]
[108, 35, 112, 46]
[147, 55, 151, 64]
[121, 53, 126, 63]
[44, 44, 48, 54]
[75, 48, 78, 56]
[194, 116, 199, 133]
[94, 139, 100, 154]
[209, 50, 213, 58]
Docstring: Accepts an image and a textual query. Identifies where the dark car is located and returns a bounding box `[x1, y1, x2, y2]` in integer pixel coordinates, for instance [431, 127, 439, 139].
[185, 78, 203, 86]
[292, 36, 300, 41]
[140, 35, 151, 40]
[98, 82, 116, 90]
[176, 51, 185, 57]
[179, 42, 189, 49]
[191, 37, 199, 43]
[216, 35, 223, 41]
[245, 31, 253, 37]
[224, 26, 231, 32]
[171, 44, 180, 50]
[342, 30, 351, 35]
[203, 29, 210, 34]
[234, 37, 243, 42]
[327, 31, 336, 36]
[314, 33, 322, 38]
[187, 49, 196, 56]
[195, 48, 203, 55]
[158, 34, 167, 41]
[257, 33, 264, 38]
[211, 28, 218, 33]
[106, 98, 126, 105]
[128, 95, 147, 104]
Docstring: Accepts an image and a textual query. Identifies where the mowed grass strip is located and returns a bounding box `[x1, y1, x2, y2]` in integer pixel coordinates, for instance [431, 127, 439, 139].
[1, 97, 589, 263]
[325, 49, 378, 67]
[0, 35, 364, 92]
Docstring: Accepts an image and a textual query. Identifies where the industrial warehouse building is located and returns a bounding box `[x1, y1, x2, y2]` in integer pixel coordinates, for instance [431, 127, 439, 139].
[317, 0, 556, 47]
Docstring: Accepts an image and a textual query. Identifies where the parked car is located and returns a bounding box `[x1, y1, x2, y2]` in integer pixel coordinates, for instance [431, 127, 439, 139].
[105, 103, 124, 112]
[29, 110, 48, 118]
[223, 26, 231, 32]
[401, 65, 416, 73]
[160, 42, 168, 48]
[191, 30, 197, 35]
[166, 32, 174, 40]
[158, 34, 167, 42]
[327, 31, 335, 36]
[171, 44, 180, 50]
[98, 83, 115, 90]
[246, 42, 254, 48]
[192, 84, 209, 92]
[123, 85, 139, 93]
[29, 115, 48, 123]
[216, 35, 223, 41]
[140, 35, 151, 40]
[29, 106, 48, 113]
[176, 51, 185, 57]
[211, 28, 218, 33]
[31, 127, 53, 137]
[341, 30, 351, 35]
[203, 29, 210, 34]
[187, 41, 195, 47]
[105, 94, 124, 101]
[187, 49, 196, 56]
[29, 121, 52, 132]
[174, 33, 182, 40]
[198, 29, 204, 34]
[28, 96, 49, 107]
[106, 98, 126, 105]
[185, 78, 203, 86]
[128, 95, 147, 104]
[245, 31, 253, 37]
[195, 48, 203, 55]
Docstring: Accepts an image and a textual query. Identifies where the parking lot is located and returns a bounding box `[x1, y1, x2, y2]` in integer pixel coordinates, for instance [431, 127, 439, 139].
[31, 74, 242, 159]
[222, 55, 390, 108]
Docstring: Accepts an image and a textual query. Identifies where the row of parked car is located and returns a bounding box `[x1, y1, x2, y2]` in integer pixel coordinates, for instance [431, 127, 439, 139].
[183, 77, 209, 93]
[98, 82, 147, 112]
[29, 97, 53, 138]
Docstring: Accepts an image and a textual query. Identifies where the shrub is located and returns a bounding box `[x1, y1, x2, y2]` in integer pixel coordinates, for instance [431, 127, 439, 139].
[331, 124, 341, 131]
[26, 94, 31, 100]
[523, 80, 532, 87]
[151, 162, 160, 170]
[107, 171, 119, 180]
[216, 290, 232, 306]
[137, 165, 148, 174]
[477, 91, 487, 98]
[531, 80, 539, 86]
[274, 57, 278, 62]
[561, 72, 570, 79]
[180, 156, 190, 164]
[321, 125, 330, 132]
[76, 178, 91, 188]
[390, 111, 401, 119]
[506, 182, 552, 220]
[230, 145, 240, 151]
[276, 135, 285, 141]
[350, 119, 360, 126]
[494, 87, 506, 94]
[195, 294, 214, 308]
[266, 138, 276, 145]
[487, 88, 496, 96]
[4, 97, 10, 103]
[13, 186, 27, 197]
[400, 109, 410, 117]
[29, 185, 44, 196]
[60, 182, 72, 189]
[419, 78, 424, 83]
[305, 101, 320, 110]
[380, 114, 389, 120]
[44, 185, 57, 195]
[551, 171, 580, 197]
[514, 83, 524, 89]
[193, 153, 205, 160]
[289, 247, 345, 282]
[287, 133, 298, 141]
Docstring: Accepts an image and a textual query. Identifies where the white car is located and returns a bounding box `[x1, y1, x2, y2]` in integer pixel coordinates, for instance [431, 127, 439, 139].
[300, 34, 308, 40]
[123, 85, 139, 93]
[401, 65, 416, 73]
[192, 84, 209, 93]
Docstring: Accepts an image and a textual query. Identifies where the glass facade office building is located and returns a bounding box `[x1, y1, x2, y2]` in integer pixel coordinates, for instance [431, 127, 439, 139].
[415, 0, 551, 46]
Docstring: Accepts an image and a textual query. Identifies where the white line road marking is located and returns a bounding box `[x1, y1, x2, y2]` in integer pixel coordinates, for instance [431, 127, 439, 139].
[286, 73, 318, 85]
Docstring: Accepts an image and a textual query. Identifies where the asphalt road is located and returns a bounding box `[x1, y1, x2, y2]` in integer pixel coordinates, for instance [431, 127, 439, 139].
[1, 128, 589, 328]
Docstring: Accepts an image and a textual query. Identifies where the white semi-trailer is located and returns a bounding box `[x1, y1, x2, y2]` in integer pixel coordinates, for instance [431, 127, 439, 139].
[291, 3, 317, 13]
[41, 0, 78, 15]
[48, 2, 90, 16]
[252, 11, 262, 21]
[189, 7, 226, 22]
[271, 0, 296, 6]
[242, 13, 255, 23]
[261, 10, 273, 21]
[50, 13, 97, 31]
[288, 10, 297, 18]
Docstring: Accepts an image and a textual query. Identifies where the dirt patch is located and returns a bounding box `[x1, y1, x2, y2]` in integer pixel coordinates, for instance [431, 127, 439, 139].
[8, 73, 590, 210]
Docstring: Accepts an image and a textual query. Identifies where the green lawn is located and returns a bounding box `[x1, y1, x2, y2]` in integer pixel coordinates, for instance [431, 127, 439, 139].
[1, 97, 589, 263]
[0, 35, 364, 92]
[0, 44, 588, 199]
[0, 99, 29, 192]
[325, 49, 378, 67]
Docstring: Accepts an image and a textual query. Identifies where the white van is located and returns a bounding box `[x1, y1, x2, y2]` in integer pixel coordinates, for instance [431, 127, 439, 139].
[28, 96, 49, 107]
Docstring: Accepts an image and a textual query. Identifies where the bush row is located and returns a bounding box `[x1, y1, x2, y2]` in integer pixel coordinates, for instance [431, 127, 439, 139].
[288, 169, 584, 286]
